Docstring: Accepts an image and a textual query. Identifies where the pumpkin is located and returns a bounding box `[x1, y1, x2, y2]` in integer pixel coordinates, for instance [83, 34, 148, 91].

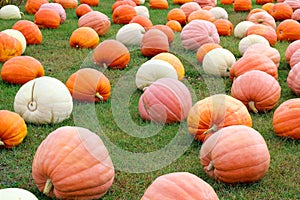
[220, 0, 234, 5]
[284, 0, 300, 11]
[70, 27, 99, 49]
[269, 3, 293, 21]
[78, 11, 110, 36]
[194, 0, 216, 7]
[132, 0, 145, 5]
[180, 2, 201, 18]
[167, 8, 186, 26]
[34, 8, 61, 29]
[150, 25, 174, 43]
[138, 78, 192, 123]
[213, 19, 233, 36]
[112, 5, 137, 24]
[234, 0, 252, 12]
[196, 43, 222, 64]
[150, 0, 168, 9]
[187, 94, 252, 142]
[111, 0, 136, 12]
[135, 60, 178, 91]
[151, 52, 185, 80]
[238, 34, 270, 55]
[116, 23, 145, 46]
[25, 0, 49, 14]
[289, 49, 300, 68]
[140, 29, 169, 57]
[134, 6, 150, 19]
[0, 188, 38, 199]
[273, 99, 300, 139]
[0, 32, 22, 62]
[187, 10, 216, 23]
[231, 70, 281, 113]
[39, 3, 66, 24]
[75, 3, 92, 18]
[246, 8, 267, 20]
[1, 29, 26, 54]
[166, 20, 182, 32]
[181, 19, 220, 51]
[0, 5, 23, 19]
[0, 110, 27, 148]
[209, 7, 228, 20]
[129, 15, 152, 30]
[93, 39, 130, 69]
[12, 20, 42, 45]
[256, 0, 273, 5]
[202, 48, 236, 77]
[14, 76, 73, 124]
[80, 0, 98, 6]
[32, 126, 115, 199]
[285, 40, 300, 64]
[233, 21, 255, 38]
[245, 24, 277, 46]
[262, 2, 274, 13]
[53, 0, 78, 9]
[247, 12, 276, 30]
[141, 172, 219, 200]
[200, 125, 270, 183]
[287, 63, 300, 95]
[276, 19, 300, 41]
[230, 54, 278, 81]
[1, 56, 44, 85]
[66, 68, 111, 102]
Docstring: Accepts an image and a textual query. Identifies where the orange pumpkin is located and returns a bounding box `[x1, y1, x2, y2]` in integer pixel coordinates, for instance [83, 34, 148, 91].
[0, 32, 22, 63]
[269, 3, 293, 21]
[287, 63, 300, 95]
[245, 24, 277, 46]
[70, 27, 99, 49]
[285, 40, 300, 64]
[246, 8, 267, 20]
[173, 0, 194, 4]
[234, 0, 252, 12]
[187, 94, 252, 142]
[166, 20, 182, 32]
[66, 68, 111, 102]
[34, 8, 61, 29]
[276, 19, 300, 41]
[32, 126, 115, 199]
[220, 0, 234, 4]
[1, 56, 44, 84]
[140, 29, 169, 57]
[12, 20, 42, 45]
[213, 19, 233, 36]
[0, 110, 27, 148]
[129, 15, 153, 30]
[150, 0, 168, 9]
[80, 0, 98, 6]
[53, 0, 78, 9]
[150, 25, 174, 43]
[255, 0, 273, 5]
[75, 3, 92, 18]
[25, 0, 49, 14]
[167, 8, 186, 26]
[196, 43, 222, 64]
[78, 11, 110, 36]
[93, 39, 130, 69]
[262, 2, 274, 13]
[111, 0, 136, 12]
[112, 5, 137, 24]
[273, 99, 300, 139]
[187, 10, 216, 23]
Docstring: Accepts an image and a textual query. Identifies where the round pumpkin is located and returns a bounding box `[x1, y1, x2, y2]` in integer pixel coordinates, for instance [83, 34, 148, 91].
[234, 0, 252, 12]
[187, 10, 216, 23]
[292, 8, 300, 21]
[141, 172, 219, 200]
[269, 3, 293, 21]
[134, 5, 150, 19]
[1, 29, 26, 54]
[194, 0, 216, 7]
[196, 43, 222, 64]
[200, 125, 270, 183]
[12, 20, 43, 45]
[187, 94, 252, 142]
[287, 62, 300, 95]
[167, 8, 186, 26]
[80, 0, 98, 6]
[0, 188, 38, 199]
[112, 5, 137, 24]
[32, 126, 115, 199]
[247, 10, 276, 30]
[238, 34, 270, 55]
[78, 11, 110, 36]
[66, 68, 111, 102]
[138, 78, 192, 124]
[180, 2, 201, 18]
[209, 7, 228, 19]
[34, 8, 61, 29]
[213, 19, 233, 36]
[25, 0, 49, 14]
[116, 23, 145, 46]
[75, 3, 92, 18]
[233, 20, 255, 38]
[273, 99, 300, 139]
[112, 0, 136, 12]
[262, 2, 274, 13]
[53, 0, 78, 9]
[276, 19, 300, 41]
[150, 0, 168, 9]
[289, 49, 300, 68]
[150, 25, 174, 43]
[39, 2, 66, 24]
[285, 40, 300, 64]
[140, 29, 169, 57]
[246, 8, 266, 20]
[93, 39, 130, 69]
[0, 110, 27, 148]
[245, 24, 277, 46]
[1, 56, 44, 85]
[70, 27, 99, 49]
[166, 20, 182, 32]
[129, 15, 153, 30]
[0, 32, 22, 62]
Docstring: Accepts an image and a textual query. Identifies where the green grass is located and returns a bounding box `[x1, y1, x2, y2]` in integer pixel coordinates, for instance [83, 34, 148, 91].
[1, 0, 300, 199]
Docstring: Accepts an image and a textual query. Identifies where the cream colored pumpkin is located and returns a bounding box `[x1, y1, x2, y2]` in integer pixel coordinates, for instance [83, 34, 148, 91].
[14, 76, 73, 124]
[1, 29, 26, 54]
[234, 21, 255, 38]
[0, 5, 23, 19]
[0, 188, 38, 200]
[238, 34, 270, 55]
[203, 48, 236, 77]
[209, 7, 228, 19]
[134, 6, 149, 18]
[136, 60, 178, 91]
[116, 23, 145, 46]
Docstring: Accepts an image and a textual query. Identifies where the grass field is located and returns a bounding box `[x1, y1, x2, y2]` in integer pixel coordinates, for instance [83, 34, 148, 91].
[0, 0, 300, 199]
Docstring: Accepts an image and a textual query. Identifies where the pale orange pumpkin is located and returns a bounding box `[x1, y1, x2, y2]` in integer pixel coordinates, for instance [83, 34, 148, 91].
[247, 11, 276, 30]
[129, 15, 153, 30]
[187, 10, 216, 23]
[245, 24, 277, 46]
[78, 11, 110, 36]
[0, 32, 22, 62]
[111, 0, 136, 12]
[70, 27, 99, 49]
[150, 25, 174, 43]
[53, 0, 78, 9]
[213, 19, 233, 36]
[285, 39, 300, 64]
[140, 29, 169, 57]
[287, 62, 300, 95]
[180, 2, 201, 18]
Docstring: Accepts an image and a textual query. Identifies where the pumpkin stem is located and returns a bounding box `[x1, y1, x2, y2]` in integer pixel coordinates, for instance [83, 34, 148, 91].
[43, 179, 53, 196]
[248, 101, 258, 113]
[0, 139, 4, 147]
[20, 12, 24, 18]
[95, 92, 104, 101]
[203, 124, 218, 135]
[207, 161, 214, 171]
[142, 87, 148, 92]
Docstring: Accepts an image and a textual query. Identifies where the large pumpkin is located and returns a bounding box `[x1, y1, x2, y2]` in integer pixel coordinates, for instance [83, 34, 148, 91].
[80, 0, 98, 6]
[39, 3, 66, 24]
[140, 29, 169, 57]
[187, 10, 216, 23]
[32, 126, 115, 199]
[138, 78, 192, 124]
[34, 8, 61, 29]
[12, 20, 42, 45]
[112, 5, 137, 24]
[187, 94, 252, 142]
[116, 23, 145, 46]
[1, 29, 26, 54]
[234, 0, 252, 12]
[276, 19, 300, 41]
[0, 110, 27, 148]
[69, 27, 99, 49]
[269, 3, 293, 21]
[78, 11, 110, 36]
[273, 99, 300, 139]
[53, 0, 78, 9]
[167, 8, 186, 26]
[93, 39, 130, 69]
[287, 63, 300, 95]
[247, 11, 276, 30]
[1, 56, 44, 85]
[238, 34, 270, 55]
[150, 24, 174, 43]
[66, 68, 111, 102]
[233, 20, 255, 38]
[285, 39, 300, 64]
[112, 0, 136, 12]
[180, 2, 201, 18]
[25, 0, 49, 14]
[141, 172, 219, 200]
[200, 125, 270, 183]
[0, 32, 22, 62]
[289, 49, 300, 68]
[129, 15, 153, 30]
[213, 19, 233, 36]
[150, 0, 168, 9]
[245, 24, 277, 46]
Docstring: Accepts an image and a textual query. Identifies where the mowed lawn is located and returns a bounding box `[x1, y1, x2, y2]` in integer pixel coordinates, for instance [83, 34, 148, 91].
[0, 0, 300, 199]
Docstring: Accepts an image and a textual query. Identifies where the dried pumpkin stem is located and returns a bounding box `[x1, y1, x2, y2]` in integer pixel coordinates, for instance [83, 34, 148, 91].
[207, 161, 214, 171]
[248, 101, 258, 113]
[0, 139, 4, 147]
[203, 124, 218, 135]
[95, 92, 104, 101]
[43, 179, 53, 196]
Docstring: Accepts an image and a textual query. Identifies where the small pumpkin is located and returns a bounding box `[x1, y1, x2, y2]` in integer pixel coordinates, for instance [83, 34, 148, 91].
[233, 21, 255, 38]
[53, 0, 78, 9]
[116, 23, 145, 46]
[213, 19, 233, 36]
[140, 29, 169, 57]
[285, 39, 300, 64]
[12, 20, 42, 45]
[39, 2, 66, 24]
[245, 24, 277, 46]
[287, 63, 300, 95]
[0, 110, 27, 148]
[112, 5, 137, 24]
[129, 15, 153, 30]
[0, 188, 38, 199]
[276, 19, 300, 41]
[25, 0, 49, 14]
[70, 27, 99, 49]
[269, 3, 293, 21]
[34, 8, 61, 29]
[1, 29, 26, 54]
[0, 32, 22, 63]
[0, 5, 23, 19]
[150, 0, 168, 9]
[196, 43, 222, 64]
[166, 20, 182, 32]
[75, 3, 92, 18]
[238, 34, 270, 55]
[166, 8, 186, 26]
[180, 2, 201, 18]
[234, 0, 252, 12]
[80, 0, 98, 6]
[78, 11, 110, 36]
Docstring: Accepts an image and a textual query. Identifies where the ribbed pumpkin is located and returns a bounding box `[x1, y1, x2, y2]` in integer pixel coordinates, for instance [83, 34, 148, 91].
[112, 5, 137, 24]
[93, 39, 130, 69]
[292, 8, 300, 21]
[187, 94, 252, 142]
[34, 8, 61, 29]
[246, 8, 267, 20]
[276, 19, 300, 41]
[255, 0, 273, 5]
[269, 3, 293, 21]
[39, 3, 66, 24]
[25, 0, 49, 14]
[230, 54, 278, 81]
[112, 0, 136, 12]
[141, 172, 219, 200]
[233, 21, 255, 38]
[187, 10, 216, 23]
[12, 20, 42, 45]
[181, 20, 220, 51]
[140, 29, 169, 57]
[32, 126, 115, 199]
[66, 68, 111, 102]
[289, 49, 300, 68]
[247, 11, 276, 30]
[194, 0, 216, 7]
[138, 78, 192, 124]
[150, 25, 174, 43]
[1, 29, 26, 54]
[1, 56, 44, 85]
[0, 110, 27, 148]
[238, 34, 270, 55]
[285, 40, 300, 64]
[180, 2, 201, 18]
[80, 0, 98, 6]
[0, 32, 22, 62]
[53, 0, 78, 9]
[75, 3, 92, 18]
[78, 11, 110, 36]
[129, 15, 153, 30]
[273, 99, 300, 139]
[196, 43, 222, 64]
[134, 5, 150, 19]
[166, 8, 186, 26]
[200, 125, 270, 183]
[116, 23, 145, 46]
[70, 27, 99, 49]
[284, 0, 300, 11]
[166, 20, 182, 32]
[213, 19, 233, 36]
[245, 24, 277, 46]
[234, 0, 252, 12]
[287, 63, 300, 95]
[150, 0, 168, 9]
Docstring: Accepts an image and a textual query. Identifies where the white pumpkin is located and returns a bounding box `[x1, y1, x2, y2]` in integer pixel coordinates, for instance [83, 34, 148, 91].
[234, 21, 255, 38]
[136, 59, 178, 91]
[14, 76, 73, 124]
[116, 23, 145, 46]
[0, 188, 38, 200]
[0, 5, 23, 19]
[202, 48, 236, 77]
[238, 34, 270, 55]
[209, 7, 228, 19]
[134, 6, 149, 18]
[1, 29, 26, 54]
